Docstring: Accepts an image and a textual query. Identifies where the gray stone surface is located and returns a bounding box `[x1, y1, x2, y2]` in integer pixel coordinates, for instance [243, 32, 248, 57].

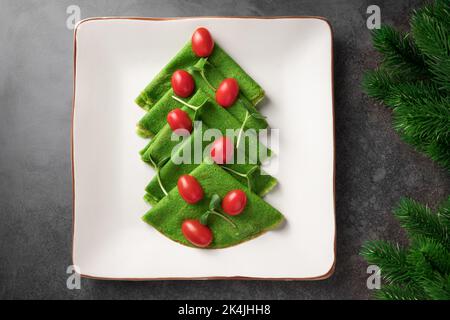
[0, 0, 448, 300]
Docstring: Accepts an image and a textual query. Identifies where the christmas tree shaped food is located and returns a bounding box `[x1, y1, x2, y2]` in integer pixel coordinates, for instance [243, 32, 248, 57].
[136, 27, 284, 248]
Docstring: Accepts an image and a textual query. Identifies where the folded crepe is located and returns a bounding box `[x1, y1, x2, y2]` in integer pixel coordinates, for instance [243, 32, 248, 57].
[141, 89, 271, 166]
[137, 58, 267, 138]
[141, 90, 276, 205]
[144, 131, 277, 205]
[142, 163, 284, 249]
[135, 41, 265, 111]
[144, 162, 277, 206]
[137, 33, 284, 250]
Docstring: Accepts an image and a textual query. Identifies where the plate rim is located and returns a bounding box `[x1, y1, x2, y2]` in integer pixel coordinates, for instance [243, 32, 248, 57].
[71, 16, 336, 281]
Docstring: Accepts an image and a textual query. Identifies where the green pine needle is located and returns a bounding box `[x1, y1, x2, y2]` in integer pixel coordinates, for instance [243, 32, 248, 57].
[388, 81, 446, 109]
[360, 240, 411, 284]
[411, 1, 450, 91]
[410, 236, 450, 275]
[407, 240, 450, 300]
[420, 273, 450, 300]
[392, 96, 450, 143]
[417, 0, 450, 27]
[423, 140, 450, 171]
[361, 197, 450, 300]
[394, 198, 449, 248]
[363, 69, 447, 109]
[372, 25, 429, 79]
[400, 134, 450, 171]
[363, 0, 450, 172]
[362, 68, 398, 106]
[361, 0, 450, 300]
[437, 196, 450, 227]
[374, 283, 427, 300]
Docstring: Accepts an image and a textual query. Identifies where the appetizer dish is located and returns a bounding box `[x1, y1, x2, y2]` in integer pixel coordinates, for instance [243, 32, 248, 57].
[136, 27, 284, 248]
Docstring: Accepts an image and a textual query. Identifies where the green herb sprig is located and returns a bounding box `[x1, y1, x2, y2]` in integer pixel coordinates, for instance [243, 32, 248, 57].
[147, 155, 171, 196]
[171, 95, 209, 120]
[200, 194, 237, 229]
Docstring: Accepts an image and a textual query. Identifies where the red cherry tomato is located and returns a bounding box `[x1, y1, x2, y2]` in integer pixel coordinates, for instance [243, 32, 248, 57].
[177, 174, 204, 204]
[167, 108, 193, 133]
[216, 78, 239, 108]
[210, 136, 234, 164]
[192, 27, 215, 57]
[171, 70, 195, 98]
[182, 219, 213, 248]
[222, 190, 247, 216]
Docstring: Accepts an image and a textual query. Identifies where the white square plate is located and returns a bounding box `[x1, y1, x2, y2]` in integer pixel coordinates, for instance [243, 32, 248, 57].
[72, 17, 335, 280]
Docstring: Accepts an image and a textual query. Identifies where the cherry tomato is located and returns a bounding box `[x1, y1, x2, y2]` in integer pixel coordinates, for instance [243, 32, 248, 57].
[171, 70, 195, 98]
[216, 78, 239, 108]
[222, 190, 247, 216]
[177, 174, 204, 204]
[210, 136, 234, 164]
[182, 219, 213, 248]
[192, 27, 215, 57]
[167, 108, 193, 133]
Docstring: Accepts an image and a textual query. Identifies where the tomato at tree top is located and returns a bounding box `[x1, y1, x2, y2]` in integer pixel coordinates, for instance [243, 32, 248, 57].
[216, 78, 239, 108]
[191, 27, 215, 57]
[167, 108, 193, 134]
[210, 136, 234, 165]
[222, 190, 247, 216]
[177, 174, 204, 204]
[182, 219, 213, 248]
[171, 70, 195, 97]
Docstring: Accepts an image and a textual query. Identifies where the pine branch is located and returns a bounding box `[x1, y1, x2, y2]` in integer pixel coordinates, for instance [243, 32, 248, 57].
[401, 133, 450, 171]
[394, 198, 449, 248]
[420, 273, 450, 300]
[364, 69, 450, 146]
[360, 240, 412, 284]
[410, 236, 450, 275]
[415, 0, 450, 29]
[392, 95, 450, 143]
[387, 81, 446, 109]
[364, 0, 450, 172]
[372, 25, 429, 79]
[362, 1, 450, 299]
[411, 2, 450, 91]
[407, 239, 450, 300]
[437, 196, 450, 228]
[363, 68, 398, 106]
[424, 140, 450, 171]
[361, 197, 450, 300]
[363, 69, 446, 108]
[374, 283, 427, 300]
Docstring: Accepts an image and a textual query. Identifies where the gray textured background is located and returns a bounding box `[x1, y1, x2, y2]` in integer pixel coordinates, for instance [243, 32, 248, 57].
[0, 0, 448, 300]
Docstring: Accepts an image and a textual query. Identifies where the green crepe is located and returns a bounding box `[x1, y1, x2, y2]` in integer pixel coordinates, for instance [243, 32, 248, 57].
[141, 89, 271, 166]
[137, 59, 267, 138]
[142, 163, 284, 249]
[135, 41, 265, 111]
[141, 91, 276, 205]
[137, 89, 186, 138]
[144, 142, 278, 205]
[144, 160, 277, 205]
[137, 33, 284, 249]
